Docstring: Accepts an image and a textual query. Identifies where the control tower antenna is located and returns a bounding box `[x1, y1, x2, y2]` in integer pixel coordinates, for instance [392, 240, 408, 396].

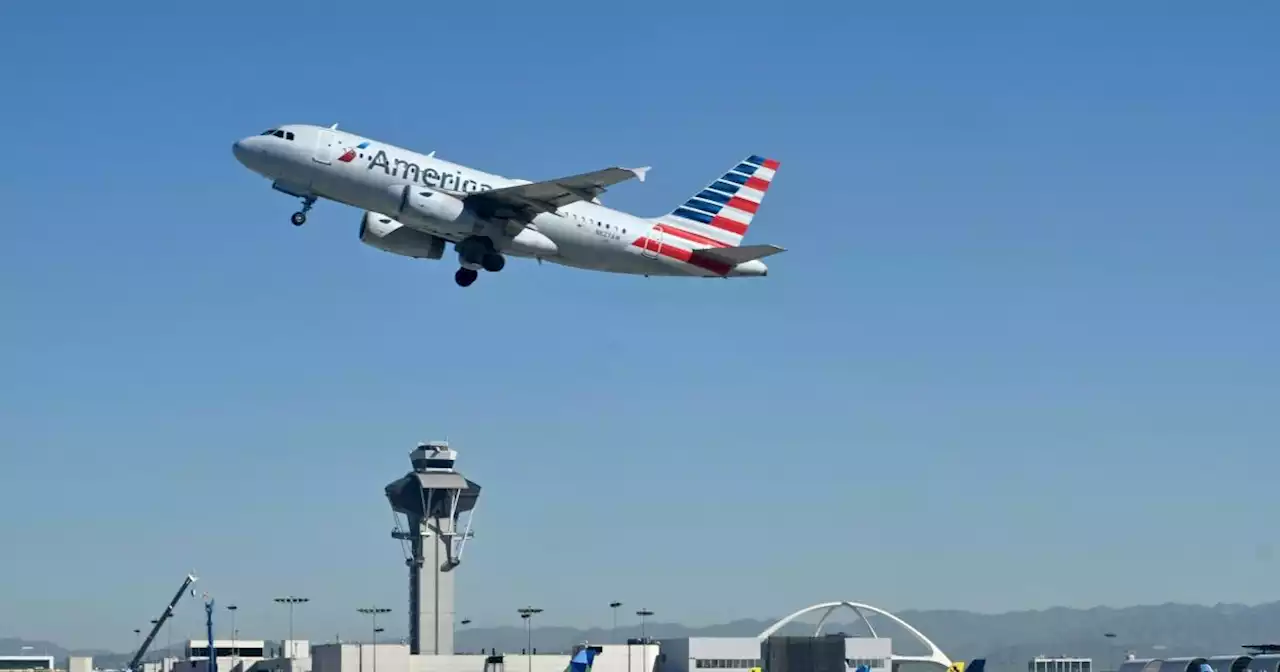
[385, 440, 481, 656]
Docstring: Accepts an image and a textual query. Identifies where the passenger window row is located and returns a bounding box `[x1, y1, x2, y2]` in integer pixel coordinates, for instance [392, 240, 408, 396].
[567, 211, 626, 234]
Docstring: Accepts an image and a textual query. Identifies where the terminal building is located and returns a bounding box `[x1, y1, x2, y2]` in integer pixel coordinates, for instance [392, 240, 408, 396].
[0, 656, 54, 672]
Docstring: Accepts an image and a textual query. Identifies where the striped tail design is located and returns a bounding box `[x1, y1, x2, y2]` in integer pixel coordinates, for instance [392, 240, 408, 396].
[656, 154, 780, 247]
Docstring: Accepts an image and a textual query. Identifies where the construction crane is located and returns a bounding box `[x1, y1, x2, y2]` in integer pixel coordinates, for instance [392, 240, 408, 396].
[127, 574, 199, 672]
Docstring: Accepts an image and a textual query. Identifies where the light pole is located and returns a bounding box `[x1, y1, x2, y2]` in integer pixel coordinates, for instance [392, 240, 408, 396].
[133, 629, 142, 655]
[518, 606, 543, 672]
[1104, 632, 1118, 672]
[357, 607, 391, 672]
[609, 602, 622, 643]
[459, 620, 471, 654]
[635, 609, 653, 641]
[226, 605, 239, 666]
[274, 596, 310, 659]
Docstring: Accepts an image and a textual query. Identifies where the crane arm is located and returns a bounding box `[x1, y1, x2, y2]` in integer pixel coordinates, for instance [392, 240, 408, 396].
[128, 574, 198, 672]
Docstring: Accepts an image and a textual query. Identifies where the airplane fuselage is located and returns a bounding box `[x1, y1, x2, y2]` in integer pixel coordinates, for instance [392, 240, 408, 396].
[232, 124, 775, 285]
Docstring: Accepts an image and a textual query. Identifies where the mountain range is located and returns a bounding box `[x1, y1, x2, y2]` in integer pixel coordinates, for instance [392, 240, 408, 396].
[6, 601, 1280, 672]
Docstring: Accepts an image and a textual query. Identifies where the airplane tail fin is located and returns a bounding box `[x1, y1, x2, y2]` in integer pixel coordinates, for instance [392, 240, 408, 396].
[657, 154, 780, 247]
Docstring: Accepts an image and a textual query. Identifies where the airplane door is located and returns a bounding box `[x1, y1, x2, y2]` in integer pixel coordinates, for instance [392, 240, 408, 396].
[313, 128, 337, 165]
[641, 226, 662, 258]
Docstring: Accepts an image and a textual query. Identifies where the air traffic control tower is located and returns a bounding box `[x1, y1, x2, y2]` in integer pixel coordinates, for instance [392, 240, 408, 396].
[385, 441, 481, 656]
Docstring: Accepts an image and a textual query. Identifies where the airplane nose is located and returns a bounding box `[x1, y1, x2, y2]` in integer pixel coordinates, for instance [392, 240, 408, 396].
[232, 139, 249, 164]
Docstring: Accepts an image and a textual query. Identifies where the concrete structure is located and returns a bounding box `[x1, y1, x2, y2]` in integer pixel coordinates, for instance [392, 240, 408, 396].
[1029, 658, 1093, 672]
[306, 642, 655, 672]
[385, 441, 482, 656]
[762, 636, 855, 672]
[1120, 655, 1280, 672]
[654, 599, 953, 672]
[68, 657, 92, 672]
[660, 636, 890, 672]
[170, 639, 304, 672]
[1157, 659, 1208, 672]
[0, 657, 54, 672]
[1247, 656, 1280, 672]
[1206, 656, 1253, 672]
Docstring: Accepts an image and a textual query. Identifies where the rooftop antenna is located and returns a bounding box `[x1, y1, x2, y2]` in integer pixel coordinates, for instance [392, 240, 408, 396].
[329, 123, 339, 130]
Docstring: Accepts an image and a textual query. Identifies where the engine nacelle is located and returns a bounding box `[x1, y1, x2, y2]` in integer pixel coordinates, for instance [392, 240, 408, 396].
[358, 211, 446, 259]
[389, 184, 471, 225]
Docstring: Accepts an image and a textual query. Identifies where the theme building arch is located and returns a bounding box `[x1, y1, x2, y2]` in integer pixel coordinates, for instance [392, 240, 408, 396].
[757, 601, 953, 669]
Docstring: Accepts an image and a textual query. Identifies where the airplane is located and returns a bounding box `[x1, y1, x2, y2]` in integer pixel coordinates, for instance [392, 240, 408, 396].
[232, 123, 785, 287]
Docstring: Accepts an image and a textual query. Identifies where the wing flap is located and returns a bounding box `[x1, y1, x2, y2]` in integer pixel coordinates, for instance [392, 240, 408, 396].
[466, 165, 650, 221]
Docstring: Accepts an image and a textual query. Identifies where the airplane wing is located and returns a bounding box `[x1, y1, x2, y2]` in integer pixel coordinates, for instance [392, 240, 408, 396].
[691, 244, 786, 266]
[464, 165, 650, 222]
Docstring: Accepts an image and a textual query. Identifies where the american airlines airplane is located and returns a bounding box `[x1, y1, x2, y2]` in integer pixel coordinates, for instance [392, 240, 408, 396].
[232, 123, 785, 287]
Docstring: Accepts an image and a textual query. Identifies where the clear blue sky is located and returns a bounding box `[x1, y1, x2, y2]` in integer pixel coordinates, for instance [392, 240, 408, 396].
[1, 0, 1277, 653]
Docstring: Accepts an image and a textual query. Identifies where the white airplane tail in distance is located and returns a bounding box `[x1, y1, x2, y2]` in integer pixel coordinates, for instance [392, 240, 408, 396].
[232, 124, 786, 287]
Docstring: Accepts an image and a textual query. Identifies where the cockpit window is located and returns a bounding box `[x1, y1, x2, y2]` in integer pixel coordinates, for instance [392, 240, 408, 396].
[285, 131, 295, 141]
[260, 129, 277, 135]
[273, 130, 286, 138]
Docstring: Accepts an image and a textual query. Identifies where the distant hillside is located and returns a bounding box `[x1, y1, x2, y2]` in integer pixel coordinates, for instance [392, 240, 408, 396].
[8, 602, 1280, 672]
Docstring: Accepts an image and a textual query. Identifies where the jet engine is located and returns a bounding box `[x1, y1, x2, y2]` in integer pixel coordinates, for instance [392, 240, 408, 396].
[359, 211, 446, 259]
[388, 184, 476, 226]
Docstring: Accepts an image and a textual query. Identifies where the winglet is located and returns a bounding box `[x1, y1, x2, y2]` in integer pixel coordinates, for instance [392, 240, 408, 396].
[628, 166, 651, 183]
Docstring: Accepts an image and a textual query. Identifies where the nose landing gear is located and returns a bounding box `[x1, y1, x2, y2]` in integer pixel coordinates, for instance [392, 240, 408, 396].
[291, 196, 317, 226]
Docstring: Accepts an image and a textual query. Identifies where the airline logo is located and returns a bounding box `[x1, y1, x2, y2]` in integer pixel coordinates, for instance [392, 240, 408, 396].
[638, 154, 781, 274]
[664, 154, 779, 240]
[640, 154, 778, 272]
[337, 141, 371, 163]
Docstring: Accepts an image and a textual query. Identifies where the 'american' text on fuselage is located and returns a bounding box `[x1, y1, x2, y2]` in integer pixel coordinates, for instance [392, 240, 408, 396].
[366, 150, 494, 193]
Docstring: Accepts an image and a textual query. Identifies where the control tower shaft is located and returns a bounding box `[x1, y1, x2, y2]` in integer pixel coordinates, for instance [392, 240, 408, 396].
[386, 441, 481, 655]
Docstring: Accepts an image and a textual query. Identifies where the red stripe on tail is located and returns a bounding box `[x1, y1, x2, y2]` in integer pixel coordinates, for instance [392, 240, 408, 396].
[726, 197, 759, 214]
[656, 224, 729, 248]
[708, 215, 748, 236]
[632, 237, 733, 275]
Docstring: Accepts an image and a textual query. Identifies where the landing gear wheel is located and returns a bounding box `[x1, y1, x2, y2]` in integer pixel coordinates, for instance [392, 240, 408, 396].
[455, 268, 478, 287]
[291, 211, 307, 226]
[481, 252, 506, 273]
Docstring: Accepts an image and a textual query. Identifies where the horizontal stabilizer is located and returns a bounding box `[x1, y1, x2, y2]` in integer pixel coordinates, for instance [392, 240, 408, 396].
[693, 244, 786, 266]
